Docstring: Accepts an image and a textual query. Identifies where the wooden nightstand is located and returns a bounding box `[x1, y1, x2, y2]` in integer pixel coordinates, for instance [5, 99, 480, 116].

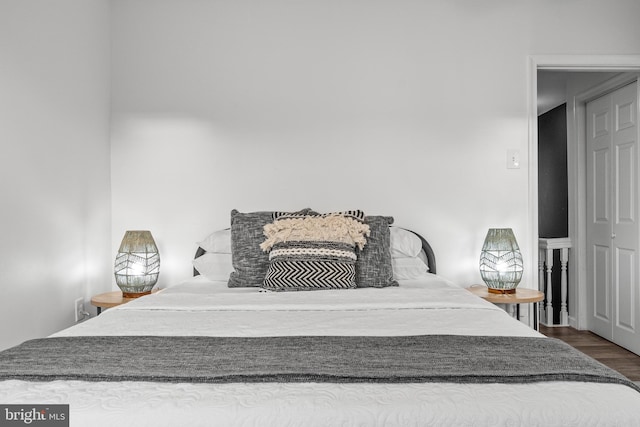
[91, 290, 159, 315]
[466, 285, 544, 330]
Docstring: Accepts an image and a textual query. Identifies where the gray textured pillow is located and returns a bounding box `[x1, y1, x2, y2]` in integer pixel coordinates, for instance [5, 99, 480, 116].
[356, 216, 398, 288]
[227, 208, 314, 288]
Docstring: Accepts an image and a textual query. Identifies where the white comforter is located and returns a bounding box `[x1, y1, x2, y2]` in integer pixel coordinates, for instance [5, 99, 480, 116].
[2, 275, 640, 427]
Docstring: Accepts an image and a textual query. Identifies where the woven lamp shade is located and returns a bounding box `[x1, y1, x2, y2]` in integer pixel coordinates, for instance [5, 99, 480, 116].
[114, 230, 160, 298]
[479, 228, 523, 294]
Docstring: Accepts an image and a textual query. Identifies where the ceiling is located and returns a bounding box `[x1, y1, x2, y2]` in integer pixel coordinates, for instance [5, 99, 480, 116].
[537, 71, 619, 116]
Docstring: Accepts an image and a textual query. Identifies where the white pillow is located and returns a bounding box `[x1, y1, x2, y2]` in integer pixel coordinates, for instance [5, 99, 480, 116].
[192, 253, 234, 281]
[198, 229, 231, 254]
[389, 227, 422, 258]
[392, 257, 430, 280]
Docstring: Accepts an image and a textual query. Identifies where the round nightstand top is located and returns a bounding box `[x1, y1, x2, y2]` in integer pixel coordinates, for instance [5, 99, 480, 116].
[90, 289, 159, 309]
[466, 285, 544, 304]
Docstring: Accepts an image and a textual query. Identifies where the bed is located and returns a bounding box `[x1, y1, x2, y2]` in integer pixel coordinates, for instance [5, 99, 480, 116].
[1, 210, 640, 427]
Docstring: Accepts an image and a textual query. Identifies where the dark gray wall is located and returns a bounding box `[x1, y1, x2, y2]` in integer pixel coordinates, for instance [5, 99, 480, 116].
[538, 103, 568, 238]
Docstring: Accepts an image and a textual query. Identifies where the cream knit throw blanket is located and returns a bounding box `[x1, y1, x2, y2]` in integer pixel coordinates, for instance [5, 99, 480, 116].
[261, 214, 370, 252]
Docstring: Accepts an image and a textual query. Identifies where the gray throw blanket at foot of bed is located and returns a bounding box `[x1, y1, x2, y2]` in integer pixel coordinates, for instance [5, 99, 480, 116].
[0, 334, 638, 392]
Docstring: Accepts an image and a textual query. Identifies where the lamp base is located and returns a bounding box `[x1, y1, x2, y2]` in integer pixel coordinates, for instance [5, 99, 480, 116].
[487, 287, 516, 295]
[122, 290, 152, 298]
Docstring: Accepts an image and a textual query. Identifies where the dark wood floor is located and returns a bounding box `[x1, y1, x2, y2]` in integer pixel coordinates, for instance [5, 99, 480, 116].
[540, 325, 640, 381]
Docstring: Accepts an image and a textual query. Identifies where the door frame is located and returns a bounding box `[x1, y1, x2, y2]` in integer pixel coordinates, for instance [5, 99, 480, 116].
[528, 55, 640, 330]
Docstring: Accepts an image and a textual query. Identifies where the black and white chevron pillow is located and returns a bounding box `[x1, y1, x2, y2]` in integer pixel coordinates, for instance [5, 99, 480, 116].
[263, 241, 357, 291]
[260, 212, 370, 291]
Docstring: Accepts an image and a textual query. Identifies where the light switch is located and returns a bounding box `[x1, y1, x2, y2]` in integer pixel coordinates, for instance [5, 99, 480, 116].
[507, 149, 520, 169]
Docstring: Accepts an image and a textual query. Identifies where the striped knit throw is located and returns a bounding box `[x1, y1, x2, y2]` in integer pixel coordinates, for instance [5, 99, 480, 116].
[260, 211, 370, 291]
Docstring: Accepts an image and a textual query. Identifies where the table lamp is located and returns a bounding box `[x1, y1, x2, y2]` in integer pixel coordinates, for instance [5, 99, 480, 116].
[114, 230, 160, 297]
[479, 228, 523, 294]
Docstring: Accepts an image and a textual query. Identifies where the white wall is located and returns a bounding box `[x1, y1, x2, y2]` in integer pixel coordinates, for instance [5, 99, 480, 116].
[110, 0, 640, 290]
[0, 0, 111, 351]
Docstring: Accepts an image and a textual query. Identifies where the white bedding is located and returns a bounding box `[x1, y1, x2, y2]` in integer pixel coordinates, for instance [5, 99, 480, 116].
[2, 275, 640, 427]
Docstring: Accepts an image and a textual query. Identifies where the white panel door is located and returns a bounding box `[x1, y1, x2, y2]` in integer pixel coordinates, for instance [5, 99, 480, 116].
[586, 81, 640, 355]
[612, 82, 639, 353]
[587, 91, 614, 339]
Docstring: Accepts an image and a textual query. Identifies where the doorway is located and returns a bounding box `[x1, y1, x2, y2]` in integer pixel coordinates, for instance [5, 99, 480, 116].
[538, 71, 621, 327]
[530, 56, 640, 342]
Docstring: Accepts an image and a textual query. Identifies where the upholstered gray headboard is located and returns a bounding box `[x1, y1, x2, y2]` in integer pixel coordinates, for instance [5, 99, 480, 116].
[193, 228, 436, 276]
